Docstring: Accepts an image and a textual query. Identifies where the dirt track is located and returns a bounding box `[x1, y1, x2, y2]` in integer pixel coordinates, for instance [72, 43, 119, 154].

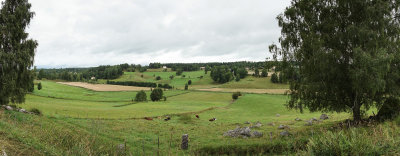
[58, 82, 151, 91]
[196, 88, 289, 94]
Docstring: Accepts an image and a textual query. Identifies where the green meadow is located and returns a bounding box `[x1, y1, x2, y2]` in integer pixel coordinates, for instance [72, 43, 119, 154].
[1, 70, 399, 155]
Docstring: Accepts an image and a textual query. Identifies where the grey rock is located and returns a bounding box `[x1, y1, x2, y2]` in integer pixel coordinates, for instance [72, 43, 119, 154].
[320, 114, 329, 120]
[278, 125, 289, 129]
[181, 134, 189, 150]
[5, 106, 13, 111]
[311, 117, 319, 121]
[280, 131, 291, 137]
[295, 117, 302, 121]
[252, 131, 263, 138]
[268, 122, 276, 126]
[19, 109, 27, 113]
[240, 127, 252, 137]
[251, 122, 262, 128]
[305, 120, 313, 126]
[244, 121, 251, 124]
[276, 114, 280, 117]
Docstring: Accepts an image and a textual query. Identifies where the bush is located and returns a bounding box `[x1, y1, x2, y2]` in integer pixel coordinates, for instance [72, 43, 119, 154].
[163, 96, 167, 101]
[176, 68, 183, 76]
[261, 69, 268, 77]
[232, 92, 241, 100]
[30, 108, 42, 116]
[271, 73, 279, 83]
[37, 82, 42, 90]
[235, 74, 240, 82]
[135, 90, 147, 102]
[150, 88, 163, 101]
[377, 97, 400, 120]
[156, 76, 161, 80]
[188, 80, 192, 85]
[185, 84, 188, 90]
[169, 75, 174, 80]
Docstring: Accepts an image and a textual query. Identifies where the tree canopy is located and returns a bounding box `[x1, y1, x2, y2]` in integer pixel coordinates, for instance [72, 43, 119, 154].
[270, 0, 400, 121]
[0, 0, 37, 105]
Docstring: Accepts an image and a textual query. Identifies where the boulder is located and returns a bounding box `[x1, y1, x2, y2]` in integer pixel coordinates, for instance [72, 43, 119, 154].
[276, 114, 280, 117]
[295, 117, 302, 121]
[251, 122, 262, 128]
[320, 114, 329, 120]
[278, 125, 289, 129]
[239, 127, 252, 137]
[5, 106, 13, 111]
[304, 120, 313, 126]
[252, 131, 263, 138]
[181, 134, 189, 150]
[280, 131, 291, 137]
[19, 109, 27, 113]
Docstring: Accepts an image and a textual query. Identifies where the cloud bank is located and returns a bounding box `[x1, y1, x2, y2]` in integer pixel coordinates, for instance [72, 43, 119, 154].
[27, 0, 291, 68]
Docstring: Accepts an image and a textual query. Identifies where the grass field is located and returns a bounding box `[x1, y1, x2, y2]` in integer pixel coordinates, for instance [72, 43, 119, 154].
[1, 71, 398, 155]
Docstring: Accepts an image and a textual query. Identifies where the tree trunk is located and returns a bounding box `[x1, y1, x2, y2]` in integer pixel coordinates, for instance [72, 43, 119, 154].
[352, 92, 362, 121]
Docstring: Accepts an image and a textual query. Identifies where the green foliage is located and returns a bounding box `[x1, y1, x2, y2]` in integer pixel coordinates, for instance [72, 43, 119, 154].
[37, 69, 45, 80]
[377, 97, 400, 120]
[270, 0, 400, 120]
[134, 90, 147, 102]
[150, 88, 163, 101]
[0, 0, 38, 105]
[261, 69, 268, 77]
[176, 68, 183, 76]
[254, 68, 260, 77]
[29, 108, 41, 116]
[271, 73, 279, 83]
[155, 76, 161, 80]
[236, 68, 248, 79]
[169, 75, 174, 80]
[235, 74, 240, 82]
[37, 83, 42, 90]
[232, 92, 241, 100]
[210, 66, 233, 83]
[184, 84, 188, 90]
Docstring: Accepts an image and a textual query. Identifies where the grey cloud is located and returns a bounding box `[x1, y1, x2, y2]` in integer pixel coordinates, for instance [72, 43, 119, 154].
[27, 0, 291, 68]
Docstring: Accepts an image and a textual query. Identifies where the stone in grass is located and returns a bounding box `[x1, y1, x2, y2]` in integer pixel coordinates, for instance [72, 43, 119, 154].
[311, 117, 319, 121]
[116, 144, 125, 154]
[5, 106, 13, 111]
[320, 114, 329, 120]
[304, 120, 313, 126]
[251, 122, 262, 128]
[276, 114, 280, 117]
[268, 122, 276, 126]
[244, 121, 251, 124]
[295, 117, 302, 121]
[280, 131, 291, 137]
[19, 109, 27, 113]
[181, 134, 189, 150]
[252, 131, 263, 138]
[278, 125, 289, 129]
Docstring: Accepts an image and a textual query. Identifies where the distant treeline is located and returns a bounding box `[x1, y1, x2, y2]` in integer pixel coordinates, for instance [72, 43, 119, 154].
[149, 61, 278, 71]
[37, 63, 148, 81]
[106, 81, 173, 89]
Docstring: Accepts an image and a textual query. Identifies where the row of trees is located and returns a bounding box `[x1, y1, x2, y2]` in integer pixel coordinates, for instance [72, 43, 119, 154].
[107, 81, 173, 89]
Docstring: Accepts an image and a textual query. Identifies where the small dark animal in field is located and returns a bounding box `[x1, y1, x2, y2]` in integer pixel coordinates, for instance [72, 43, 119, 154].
[144, 117, 153, 121]
[164, 116, 171, 121]
[195, 114, 199, 118]
[209, 118, 217, 122]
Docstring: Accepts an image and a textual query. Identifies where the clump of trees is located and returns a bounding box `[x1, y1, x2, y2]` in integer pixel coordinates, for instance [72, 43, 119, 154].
[150, 88, 163, 101]
[210, 66, 233, 83]
[270, 0, 400, 121]
[261, 69, 268, 77]
[135, 90, 147, 102]
[107, 81, 173, 89]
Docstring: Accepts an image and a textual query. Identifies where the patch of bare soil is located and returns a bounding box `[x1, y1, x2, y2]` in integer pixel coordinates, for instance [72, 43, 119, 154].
[58, 82, 151, 91]
[196, 88, 289, 94]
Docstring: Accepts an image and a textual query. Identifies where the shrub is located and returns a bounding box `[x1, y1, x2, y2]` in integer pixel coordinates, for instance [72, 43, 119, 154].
[134, 90, 147, 102]
[235, 74, 240, 82]
[37, 82, 42, 90]
[232, 92, 241, 100]
[185, 84, 188, 90]
[188, 80, 192, 85]
[182, 75, 186, 78]
[156, 76, 161, 80]
[163, 96, 167, 101]
[30, 108, 42, 116]
[377, 97, 400, 120]
[169, 75, 174, 80]
[271, 73, 279, 83]
[150, 88, 163, 101]
[261, 69, 268, 77]
[176, 68, 183, 76]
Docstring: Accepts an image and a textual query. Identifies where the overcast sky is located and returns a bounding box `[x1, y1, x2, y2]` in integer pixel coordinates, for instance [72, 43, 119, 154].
[26, 0, 291, 68]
